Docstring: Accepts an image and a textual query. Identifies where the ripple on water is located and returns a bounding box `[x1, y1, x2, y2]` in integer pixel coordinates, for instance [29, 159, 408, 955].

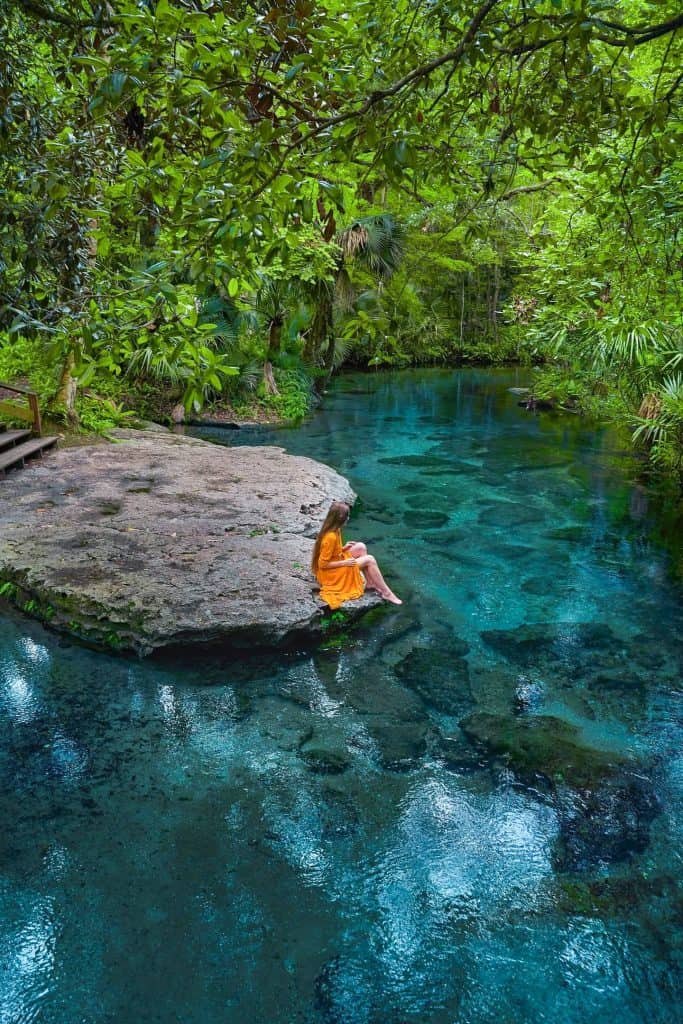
[0, 891, 57, 1024]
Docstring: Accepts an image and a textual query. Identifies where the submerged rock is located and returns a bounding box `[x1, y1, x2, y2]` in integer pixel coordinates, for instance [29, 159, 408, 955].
[369, 719, 429, 771]
[299, 746, 350, 775]
[322, 662, 430, 772]
[403, 510, 449, 529]
[402, 492, 453, 512]
[436, 731, 486, 772]
[377, 453, 450, 467]
[459, 711, 627, 785]
[494, 543, 535, 561]
[395, 640, 472, 716]
[319, 786, 360, 839]
[479, 621, 673, 704]
[553, 772, 660, 872]
[546, 525, 590, 543]
[459, 709, 660, 870]
[477, 502, 546, 527]
[554, 871, 682, 922]
[421, 527, 468, 548]
[521, 576, 576, 597]
[420, 465, 478, 477]
[0, 431, 382, 655]
[480, 621, 623, 668]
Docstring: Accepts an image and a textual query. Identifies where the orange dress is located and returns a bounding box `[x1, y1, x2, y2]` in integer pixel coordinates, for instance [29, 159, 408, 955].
[315, 530, 365, 609]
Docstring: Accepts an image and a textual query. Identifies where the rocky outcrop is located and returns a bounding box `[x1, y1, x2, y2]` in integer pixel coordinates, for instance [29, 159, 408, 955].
[0, 430, 382, 655]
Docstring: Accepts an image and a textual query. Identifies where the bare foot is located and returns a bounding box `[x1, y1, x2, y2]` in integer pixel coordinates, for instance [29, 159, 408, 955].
[384, 592, 403, 605]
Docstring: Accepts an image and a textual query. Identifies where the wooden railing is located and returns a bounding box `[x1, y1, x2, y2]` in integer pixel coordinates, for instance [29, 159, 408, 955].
[0, 382, 42, 436]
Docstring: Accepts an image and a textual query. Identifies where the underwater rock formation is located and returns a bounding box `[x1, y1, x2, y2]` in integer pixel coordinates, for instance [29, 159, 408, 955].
[460, 710, 660, 870]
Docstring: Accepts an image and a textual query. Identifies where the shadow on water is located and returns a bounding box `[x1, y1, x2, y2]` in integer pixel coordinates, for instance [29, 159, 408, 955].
[1, 369, 682, 1024]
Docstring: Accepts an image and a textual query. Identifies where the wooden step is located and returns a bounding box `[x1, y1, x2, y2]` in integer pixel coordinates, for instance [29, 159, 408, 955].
[0, 428, 32, 452]
[0, 436, 58, 476]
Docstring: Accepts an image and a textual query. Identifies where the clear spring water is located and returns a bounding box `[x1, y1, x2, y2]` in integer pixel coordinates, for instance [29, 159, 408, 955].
[1, 368, 681, 1023]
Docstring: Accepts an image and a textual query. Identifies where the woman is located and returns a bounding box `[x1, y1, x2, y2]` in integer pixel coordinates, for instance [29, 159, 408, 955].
[311, 500, 402, 608]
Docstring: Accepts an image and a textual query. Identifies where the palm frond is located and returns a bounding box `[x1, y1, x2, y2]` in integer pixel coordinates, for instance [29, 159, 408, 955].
[631, 374, 683, 468]
[127, 345, 187, 384]
[253, 275, 288, 323]
[338, 224, 369, 260]
[663, 342, 683, 372]
[584, 319, 670, 368]
[337, 214, 404, 280]
[239, 361, 262, 393]
[661, 372, 683, 405]
[198, 295, 242, 352]
[332, 332, 353, 370]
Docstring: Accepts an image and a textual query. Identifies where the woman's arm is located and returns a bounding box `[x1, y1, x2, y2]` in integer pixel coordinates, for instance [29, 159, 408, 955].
[318, 557, 357, 569]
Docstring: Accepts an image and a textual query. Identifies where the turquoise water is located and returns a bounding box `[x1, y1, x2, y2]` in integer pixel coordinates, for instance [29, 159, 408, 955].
[1, 368, 682, 1023]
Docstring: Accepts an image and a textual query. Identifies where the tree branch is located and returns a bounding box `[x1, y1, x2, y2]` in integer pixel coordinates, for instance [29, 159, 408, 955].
[12, 0, 96, 30]
[665, 68, 683, 103]
[594, 13, 683, 46]
[500, 178, 563, 200]
[365, 0, 502, 107]
[245, 0, 502, 203]
[500, 12, 683, 57]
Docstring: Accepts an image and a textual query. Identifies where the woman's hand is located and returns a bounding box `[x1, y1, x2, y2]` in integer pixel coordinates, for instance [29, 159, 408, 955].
[342, 541, 356, 550]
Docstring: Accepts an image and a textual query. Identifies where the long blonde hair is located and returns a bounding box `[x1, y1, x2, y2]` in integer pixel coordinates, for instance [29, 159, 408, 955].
[311, 501, 350, 572]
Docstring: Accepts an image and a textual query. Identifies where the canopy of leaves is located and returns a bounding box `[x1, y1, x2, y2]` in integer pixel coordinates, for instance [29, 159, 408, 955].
[0, 1, 681, 474]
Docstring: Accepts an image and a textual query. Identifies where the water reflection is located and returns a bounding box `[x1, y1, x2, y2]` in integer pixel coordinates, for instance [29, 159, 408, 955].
[0, 895, 57, 1024]
[49, 733, 88, 781]
[5, 666, 36, 724]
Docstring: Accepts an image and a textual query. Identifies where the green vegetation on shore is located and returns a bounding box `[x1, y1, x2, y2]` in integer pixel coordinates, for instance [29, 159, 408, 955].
[1, 1, 681, 482]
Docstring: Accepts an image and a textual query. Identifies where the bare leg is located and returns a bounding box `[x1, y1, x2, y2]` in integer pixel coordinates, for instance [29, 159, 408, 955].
[355, 553, 402, 604]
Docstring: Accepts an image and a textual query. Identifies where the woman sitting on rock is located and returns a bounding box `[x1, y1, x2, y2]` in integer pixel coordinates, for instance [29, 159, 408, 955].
[311, 500, 402, 608]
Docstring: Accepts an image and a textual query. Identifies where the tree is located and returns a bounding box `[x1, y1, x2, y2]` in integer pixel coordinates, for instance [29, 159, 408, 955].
[0, 0, 681, 477]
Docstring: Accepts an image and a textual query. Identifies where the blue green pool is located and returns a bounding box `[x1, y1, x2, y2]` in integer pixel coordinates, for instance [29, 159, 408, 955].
[1, 369, 681, 1022]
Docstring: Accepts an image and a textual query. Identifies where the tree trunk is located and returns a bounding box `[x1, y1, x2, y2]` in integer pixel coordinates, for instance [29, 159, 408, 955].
[52, 350, 79, 423]
[492, 263, 500, 338]
[263, 317, 282, 395]
[459, 275, 465, 358]
[322, 333, 336, 379]
[266, 317, 282, 361]
[486, 270, 493, 337]
[263, 361, 279, 396]
[306, 289, 333, 375]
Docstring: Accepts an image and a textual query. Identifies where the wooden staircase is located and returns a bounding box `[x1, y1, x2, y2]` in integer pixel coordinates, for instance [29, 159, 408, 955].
[0, 383, 58, 478]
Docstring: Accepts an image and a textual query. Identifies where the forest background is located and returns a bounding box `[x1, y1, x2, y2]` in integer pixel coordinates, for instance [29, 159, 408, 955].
[1, 0, 682, 484]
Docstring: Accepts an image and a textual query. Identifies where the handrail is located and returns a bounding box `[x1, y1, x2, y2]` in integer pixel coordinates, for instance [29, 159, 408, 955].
[0, 381, 35, 397]
[0, 381, 42, 436]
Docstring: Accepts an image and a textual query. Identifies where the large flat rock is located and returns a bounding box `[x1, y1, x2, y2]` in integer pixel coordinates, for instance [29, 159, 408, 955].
[0, 431, 381, 654]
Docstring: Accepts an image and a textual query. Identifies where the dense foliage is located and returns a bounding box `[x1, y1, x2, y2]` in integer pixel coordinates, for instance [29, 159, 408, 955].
[1, 1, 681, 480]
